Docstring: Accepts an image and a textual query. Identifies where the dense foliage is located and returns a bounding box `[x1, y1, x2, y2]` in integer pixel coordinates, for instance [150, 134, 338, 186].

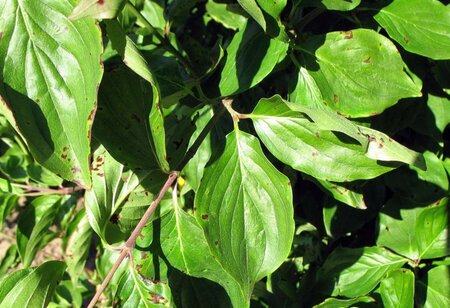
[0, 0, 449, 307]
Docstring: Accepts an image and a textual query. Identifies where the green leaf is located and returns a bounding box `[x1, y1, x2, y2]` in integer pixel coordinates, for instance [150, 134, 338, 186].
[315, 246, 407, 297]
[417, 266, 450, 308]
[65, 210, 93, 284]
[16, 195, 63, 268]
[249, 96, 396, 181]
[0, 189, 19, 226]
[219, 21, 288, 96]
[359, 126, 425, 170]
[289, 66, 324, 109]
[314, 0, 361, 11]
[0, 245, 18, 277]
[377, 197, 449, 260]
[160, 203, 245, 306]
[256, 0, 286, 18]
[375, 0, 450, 60]
[182, 105, 214, 191]
[95, 66, 166, 170]
[314, 296, 374, 308]
[0, 261, 66, 307]
[0, 141, 29, 182]
[104, 20, 169, 172]
[299, 29, 421, 117]
[377, 268, 415, 308]
[0, 0, 103, 187]
[195, 129, 295, 303]
[206, 1, 247, 31]
[237, 0, 266, 31]
[314, 179, 367, 209]
[26, 163, 63, 187]
[116, 262, 172, 307]
[69, 0, 127, 20]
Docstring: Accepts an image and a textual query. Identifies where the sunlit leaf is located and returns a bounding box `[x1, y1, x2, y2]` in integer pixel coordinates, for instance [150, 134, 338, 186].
[195, 129, 295, 303]
[0, 261, 66, 307]
[299, 29, 421, 117]
[375, 0, 450, 60]
[0, 0, 103, 187]
[377, 268, 415, 308]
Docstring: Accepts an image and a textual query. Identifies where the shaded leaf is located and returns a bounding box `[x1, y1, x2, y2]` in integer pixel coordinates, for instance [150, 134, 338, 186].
[417, 265, 450, 308]
[299, 29, 421, 117]
[219, 21, 288, 96]
[375, 0, 450, 60]
[65, 210, 93, 284]
[0, 0, 103, 187]
[377, 197, 449, 260]
[16, 195, 63, 268]
[314, 179, 366, 209]
[315, 246, 407, 297]
[95, 66, 166, 170]
[195, 129, 295, 303]
[257, 0, 286, 18]
[313, 0, 361, 11]
[0, 261, 66, 307]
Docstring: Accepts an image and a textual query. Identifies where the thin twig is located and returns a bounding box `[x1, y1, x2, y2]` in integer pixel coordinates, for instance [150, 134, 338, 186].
[12, 183, 83, 195]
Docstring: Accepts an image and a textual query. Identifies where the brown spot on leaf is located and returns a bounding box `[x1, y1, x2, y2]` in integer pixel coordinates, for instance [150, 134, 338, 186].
[363, 56, 371, 64]
[315, 132, 320, 138]
[0, 32, 3, 39]
[61, 154, 67, 159]
[63, 146, 69, 152]
[403, 36, 409, 44]
[71, 166, 81, 174]
[201, 214, 208, 220]
[97, 0, 105, 5]
[96, 156, 104, 163]
[312, 151, 319, 157]
[97, 173, 104, 177]
[343, 30, 353, 39]
[333, 95, 339, 104]
[215, 240, 219, 245]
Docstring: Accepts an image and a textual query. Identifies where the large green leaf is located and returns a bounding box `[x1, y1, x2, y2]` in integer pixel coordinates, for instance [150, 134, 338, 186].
[219, 21, 288, 96]
[69, 0, 127, 20]
[375, 0, 450, 60]
[377, 197, 449, 260]
[299, 29, 421, 117]
[0, 261, 66, 307]
[377, 268, 415, 308]
[315, 246, 407, 297]
[256, 0, 286, 18]
[94, 66, 167, 171]
[249, 96, 406, 181]
[16, 195, 63, 268]
[0, 0, 103, 187]
[195, 129, 295, 303]
[160, 202, 246, 306]
[417, 266, 450, 308]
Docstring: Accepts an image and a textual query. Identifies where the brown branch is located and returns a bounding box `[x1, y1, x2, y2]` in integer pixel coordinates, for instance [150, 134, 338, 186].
[13, 183, 83, 196]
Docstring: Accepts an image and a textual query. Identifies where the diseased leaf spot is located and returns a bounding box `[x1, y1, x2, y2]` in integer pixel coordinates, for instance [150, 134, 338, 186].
[363, 56, 371, 64]
[61, 154, 68, 159]
[333, 94, 339, 104]
[343, 30, 353, 39]
[315, 132, 320, 138]
[97, 0, 105, 6]
[403, 36, 409, 44]
[63, 146, 69, 152]
[214, 240, 219, 245]
[0, 32, 3, 39]
[312, 151, 319, 157]
[71, 166, 81, 174]
[97, 172, 104, 177]
[201, 214, 208, 220]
